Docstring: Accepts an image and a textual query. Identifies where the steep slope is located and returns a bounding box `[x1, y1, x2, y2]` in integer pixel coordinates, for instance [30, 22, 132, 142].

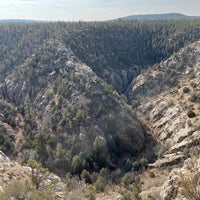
[0, 39, 146, 174]
[0, 100, 24, 156]
[129, 40, 200, 199]
[63, 20, 200, 93]
[1, 20, 200, 95]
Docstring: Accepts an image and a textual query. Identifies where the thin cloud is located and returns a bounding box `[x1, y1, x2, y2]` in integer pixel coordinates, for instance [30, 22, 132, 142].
[0, 0, 37, 8]
[0, 0, 199, 21]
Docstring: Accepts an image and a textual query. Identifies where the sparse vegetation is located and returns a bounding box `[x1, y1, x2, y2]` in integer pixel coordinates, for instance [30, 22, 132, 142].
[178, 156, 200, 200]
[0, 180, 29, 200]
[27, 159, 48, 190]
[0, 179, 56, 200]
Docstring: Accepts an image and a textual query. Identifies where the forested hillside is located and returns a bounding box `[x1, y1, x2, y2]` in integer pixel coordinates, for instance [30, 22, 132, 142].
[0, 19, 200, 200]
[0, 19, 200, 174]
[2, 39, 149, 175]
[1, 20, 200, 93]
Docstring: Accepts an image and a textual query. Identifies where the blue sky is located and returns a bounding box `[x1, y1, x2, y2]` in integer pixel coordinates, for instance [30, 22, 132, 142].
[0, 0, 199, 21]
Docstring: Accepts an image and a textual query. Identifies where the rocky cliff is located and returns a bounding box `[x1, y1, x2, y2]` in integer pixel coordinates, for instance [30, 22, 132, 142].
[130, 40, 200, 199]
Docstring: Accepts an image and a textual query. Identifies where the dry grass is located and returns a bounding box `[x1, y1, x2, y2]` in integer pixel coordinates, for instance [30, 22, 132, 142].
[178, 156, 200, 200]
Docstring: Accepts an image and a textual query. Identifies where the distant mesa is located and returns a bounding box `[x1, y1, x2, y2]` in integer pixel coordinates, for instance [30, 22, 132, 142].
[119, 13, 200, 20]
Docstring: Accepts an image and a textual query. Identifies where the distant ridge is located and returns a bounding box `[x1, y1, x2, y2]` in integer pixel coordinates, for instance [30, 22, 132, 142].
[0, 19, 48, 23]
[119, 13, 200, 20]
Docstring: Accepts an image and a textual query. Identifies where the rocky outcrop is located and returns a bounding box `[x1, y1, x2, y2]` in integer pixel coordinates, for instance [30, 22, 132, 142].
[0, 151, 27, 189]
[129, 40, 200, 101]
[0, 150, 69, 199]
[132, 41, 200, 199]
[138, 96, 200, 159]
[133, 40, 200, 161]
[160, 156, 200, 200]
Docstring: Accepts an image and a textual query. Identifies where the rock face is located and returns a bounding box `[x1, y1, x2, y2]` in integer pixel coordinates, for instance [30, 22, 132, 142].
[135, 40, 200, 158]
[138, 97, 200, 158]
[0, 151, 27, 189]
[130, 40, 200, 199]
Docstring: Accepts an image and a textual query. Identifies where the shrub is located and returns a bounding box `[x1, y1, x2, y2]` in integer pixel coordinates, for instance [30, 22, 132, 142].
[148, 171, 156, 178]
[121, 190, 136, 200]
[132, 161, 142, 172]
[94, 175, 106, 192]
[81, 169, 92, 184]
[178, 170, 200, 200]
[99, 167, 108, 178]
[121, 172, 135, 188]
[123, 158, 133, 172]
[0, 179, 29, 200]
[190, 93, 200, 103]
[84, 185, 96, 200]
[183, 87, 190, 93]
[90, 172, 98, 184]
[27, 159, 48, 190]
[121, 189, 141, 200]
[26, 189, 56, 200]
[190, 93, 197, 102]
[187, 110, 196, 118]
[71, 155, 86, 174]
[187, 119, 192, 127]
[65, 189, 84, 200]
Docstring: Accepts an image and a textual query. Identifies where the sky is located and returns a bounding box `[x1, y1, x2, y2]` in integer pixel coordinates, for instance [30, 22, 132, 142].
[0, 0, 199, 21]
